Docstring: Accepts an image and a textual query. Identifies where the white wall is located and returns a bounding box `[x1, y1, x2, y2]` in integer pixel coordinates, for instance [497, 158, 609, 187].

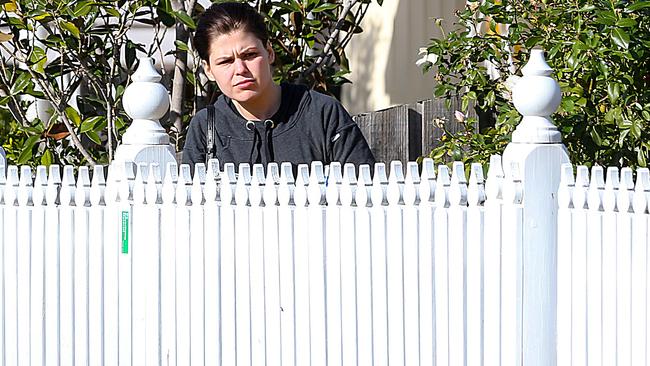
[342, 0, 466, 115]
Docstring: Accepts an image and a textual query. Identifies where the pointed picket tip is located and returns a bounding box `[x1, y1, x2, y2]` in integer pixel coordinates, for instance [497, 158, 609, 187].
[161, 162, 179, 205]
[90, 165, 106, 206]
[145, 163, 162, 205]
[60, 165, 77, 207]
[557, 163, 574, 209]
[587, 165, 604, 211]
[602, 167, 619, 212]
[448, 161, 468, 207]
[419, 158, 436, 204]
[616, 167, 634, 214]
[387, 161, 404, 205]
[205, 160, 221, 203]
[46, 165, 62, 206]
[33, 165, 48, 207]
[220, 163, 237, 206]
[307, 161, 326, 206]
[4, 165, 19, 206]
[572, 165, 590, 210]
[325, 162, 343, 206]
[632, 168, 650, 214]
[403, 161, 420, 206]
[132, 163, 148, 205]
[485, 155, 504, 202]
[371, 162, 388, 206]
[234, 163, 252, 206]
[249, 164, 266, 207]
[467, 163, 486, 206]
[75, 166, 91, 207]
[434, 164, 451, 208]
[503, 161, 523, 205]
[17, 165, 33, 207]
[176, 164, 193, 206]
[356, 164, 373, 208]
[190, 163, 206, 206]
[340, 162, 358, 207]
[294, 163, 311, 207]
[278, 162, 295, 206]
[263, 162, 280, 207]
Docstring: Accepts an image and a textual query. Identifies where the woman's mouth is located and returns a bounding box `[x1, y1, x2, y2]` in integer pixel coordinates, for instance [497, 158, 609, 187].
[235, 79, 255, 88]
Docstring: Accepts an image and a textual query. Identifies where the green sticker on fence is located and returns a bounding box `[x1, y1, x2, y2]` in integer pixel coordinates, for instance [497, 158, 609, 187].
[121, 211, 129, 254]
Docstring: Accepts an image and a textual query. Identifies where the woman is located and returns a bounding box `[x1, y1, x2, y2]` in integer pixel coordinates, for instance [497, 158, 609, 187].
[182, 2, 375, 173]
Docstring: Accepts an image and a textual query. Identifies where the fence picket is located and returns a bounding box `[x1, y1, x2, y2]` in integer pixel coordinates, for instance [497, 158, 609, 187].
[4, 166, 19, 366]
[160, 162, 178, 366]
[631, 168, 649, 366]
[601, 167, 619, 366]
[45, 165, 61, 366]
[585, 166, 604, 366]
[571, 166, 589, 366]
[466, 163, 485, 366]
[402, 162, 421, 366]
[88, 165, 106, 366]
[59, 166, 76, 366]
[204, 160, 222, 366]
[617, 168, 634, 366]
[448, 162, 467, 366]
[175, 164, 192, 366]
[483, 156, 504, 366]
[262, 163, 282, 366]
[500, 163, 523, 366]
[278, 162, 296, 366]
[31, 166, 47, 366]
[325, 163, 344, 366]
[17, 166, 32, 365]
[434, 165, 450, 366]
[71, 167, 90, 366]
[418, 159, 435, 366]
[250, 164, 268, 366]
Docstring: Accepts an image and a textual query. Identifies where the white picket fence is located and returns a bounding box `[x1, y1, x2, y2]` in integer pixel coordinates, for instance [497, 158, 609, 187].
[557, 164, 650, 366]
[0, 156, 532, 366]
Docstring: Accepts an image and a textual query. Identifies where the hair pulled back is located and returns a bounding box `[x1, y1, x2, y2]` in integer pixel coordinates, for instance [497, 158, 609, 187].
[193, 2, 269, 62]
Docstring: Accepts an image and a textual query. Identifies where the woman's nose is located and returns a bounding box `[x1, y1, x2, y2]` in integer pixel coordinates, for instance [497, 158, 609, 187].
[234, 58, 247, 74]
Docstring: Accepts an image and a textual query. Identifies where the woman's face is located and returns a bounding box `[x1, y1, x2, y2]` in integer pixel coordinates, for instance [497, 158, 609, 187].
[203, 29, 275, 106]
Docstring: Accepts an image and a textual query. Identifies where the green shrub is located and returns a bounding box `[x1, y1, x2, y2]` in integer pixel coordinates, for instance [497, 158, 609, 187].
[420, 0, 650, 168]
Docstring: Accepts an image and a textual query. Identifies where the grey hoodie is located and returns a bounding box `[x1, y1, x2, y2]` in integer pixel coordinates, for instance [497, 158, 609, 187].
[181, 83, 375, 172]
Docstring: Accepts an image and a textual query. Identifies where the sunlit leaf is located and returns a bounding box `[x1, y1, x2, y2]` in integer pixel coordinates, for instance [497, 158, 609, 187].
[0, 32, 13, 42]
[611, 28, 630, 49]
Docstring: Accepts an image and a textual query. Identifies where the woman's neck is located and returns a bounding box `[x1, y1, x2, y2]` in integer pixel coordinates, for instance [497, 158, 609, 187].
[232, 83, 282, 121]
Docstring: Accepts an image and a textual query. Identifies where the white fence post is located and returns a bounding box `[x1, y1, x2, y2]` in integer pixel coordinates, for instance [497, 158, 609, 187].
[502, 48, 570, 365]
[113, 57, 176, 173]
[0, 147, 5, 174]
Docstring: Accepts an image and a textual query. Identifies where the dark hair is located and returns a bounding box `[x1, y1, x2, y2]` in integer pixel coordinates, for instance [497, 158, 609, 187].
[193, 2, 269, 62]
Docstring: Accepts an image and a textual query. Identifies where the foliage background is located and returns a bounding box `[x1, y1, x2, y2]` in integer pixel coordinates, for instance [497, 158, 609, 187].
[420, 0, 650, 168]
[0, 0, 380, 167]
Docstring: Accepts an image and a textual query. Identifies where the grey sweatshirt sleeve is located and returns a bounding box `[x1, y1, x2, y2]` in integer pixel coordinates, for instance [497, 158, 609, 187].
[325, 100, 376, 167]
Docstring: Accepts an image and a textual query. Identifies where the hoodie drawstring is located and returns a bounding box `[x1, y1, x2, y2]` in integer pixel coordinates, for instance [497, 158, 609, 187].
[247, 119, 275, 165]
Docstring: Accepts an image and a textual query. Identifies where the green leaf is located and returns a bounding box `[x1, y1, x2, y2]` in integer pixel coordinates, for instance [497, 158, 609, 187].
[64, 106, 81, 127]
[627, 1, 650, 11]
[631, 121, 642, 140]
[174, 40, 190, 52]
[638, 148, 647, 167]
[312, 3, 338, 12]
[174, 11, 196, 30]
[17, 135, 39, 165]
[590, 129, 603, 146]
[40, 149, 53, 166]
[80, 116, 103, 133]
[607, 83, 620, 103]
[85, 131, 101, 145]
[611, 28, 630, 49]
[60, 21, 80, 39]
[10, 72, 31, 95]
[616, 18, 637, 28]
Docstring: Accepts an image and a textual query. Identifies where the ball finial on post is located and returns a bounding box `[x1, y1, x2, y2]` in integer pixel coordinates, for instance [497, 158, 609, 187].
[113, 57, 176, 178]
[511, 49, 563, 143]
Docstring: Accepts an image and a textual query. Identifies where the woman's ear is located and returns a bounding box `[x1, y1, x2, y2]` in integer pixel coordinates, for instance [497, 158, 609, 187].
[203, 60, 216, 81]
[267, 42, 275, 64]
